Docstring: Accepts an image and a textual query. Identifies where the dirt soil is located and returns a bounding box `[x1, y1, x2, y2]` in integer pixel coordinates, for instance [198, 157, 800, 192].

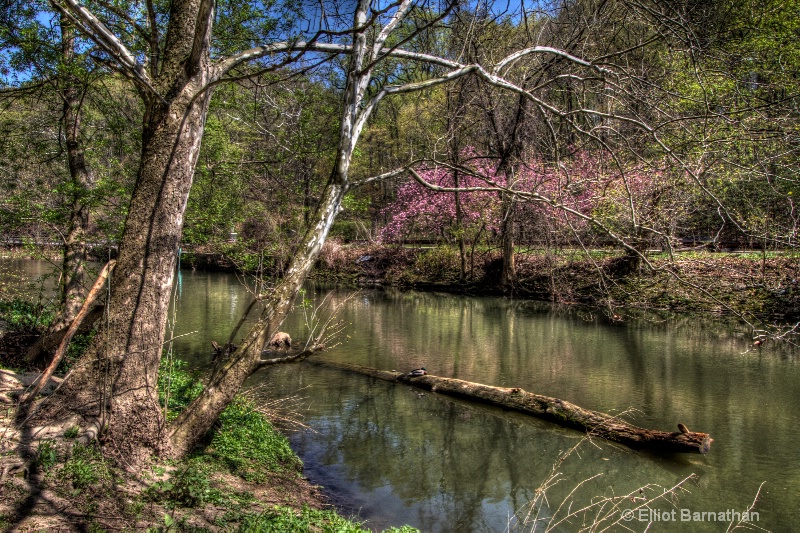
[0, 370, 329, 532]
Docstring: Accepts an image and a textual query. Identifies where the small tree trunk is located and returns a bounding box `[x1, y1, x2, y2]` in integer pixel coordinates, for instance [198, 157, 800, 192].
[21, 261, 114, 403]
[169, 180, 348, 457]
[55, 14, 95, 332]
[28, 15, 96, 365]
[500, 190, 516, 289]
[454, 173, 467, 282]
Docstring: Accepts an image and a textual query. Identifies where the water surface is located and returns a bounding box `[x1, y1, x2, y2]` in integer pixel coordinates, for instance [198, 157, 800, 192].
[5, 260, 799, 531]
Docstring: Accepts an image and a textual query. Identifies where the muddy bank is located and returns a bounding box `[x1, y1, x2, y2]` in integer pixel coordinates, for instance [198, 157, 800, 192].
[8, 243, 800, 321]
[308, 244, 800, 322]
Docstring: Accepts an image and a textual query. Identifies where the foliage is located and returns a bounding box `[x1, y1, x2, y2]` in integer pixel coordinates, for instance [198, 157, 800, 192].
[146, 463, 221, 508]
[63, 443, 111, 490]
[0, 299, 54, 333]
[203, 397, 302, 482]
[35, 440, 58, 471]
[379, 151, 674, 250]
[58, 331, 96, 374]
[158, 358, 205, 417]
[379, 161, 500, 244]
[183, 111, 248, 245]
[0, 77, 139, 248]
[158, 357, 299, 480]
[412, 245, 461, 282]
[148, 360, 423, 530]
[236, 506, 420, 533]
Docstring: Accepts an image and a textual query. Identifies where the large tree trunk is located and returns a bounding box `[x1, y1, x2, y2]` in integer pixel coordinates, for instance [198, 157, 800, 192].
[312, 361, 713, 454]
[42, 0, 215, 466]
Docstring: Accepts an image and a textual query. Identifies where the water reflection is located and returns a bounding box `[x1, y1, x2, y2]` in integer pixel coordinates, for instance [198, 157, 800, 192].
[4, 261, 799, 531]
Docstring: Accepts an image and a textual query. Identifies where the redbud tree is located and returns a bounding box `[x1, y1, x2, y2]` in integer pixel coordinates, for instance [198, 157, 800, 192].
[379, 150, 666, 251]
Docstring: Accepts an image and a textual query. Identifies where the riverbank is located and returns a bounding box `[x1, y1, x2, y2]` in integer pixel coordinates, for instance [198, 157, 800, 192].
[0, 314, 416, 532]
[6, 242, 800, 322]
[309, 243, 800, 322]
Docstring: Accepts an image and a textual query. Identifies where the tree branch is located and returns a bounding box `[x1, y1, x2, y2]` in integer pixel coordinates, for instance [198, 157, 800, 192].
[50, 0, 164, 102]
[187, 0, 214, 78]
[255, 345, 324, 369]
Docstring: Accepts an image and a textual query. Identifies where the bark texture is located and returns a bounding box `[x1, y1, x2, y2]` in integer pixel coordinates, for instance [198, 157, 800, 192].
[311, 361, 713, 454]
[44, 0, 215, 466]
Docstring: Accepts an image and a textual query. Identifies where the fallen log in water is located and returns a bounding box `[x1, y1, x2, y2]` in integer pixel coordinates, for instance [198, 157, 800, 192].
[308, 360, 712, 454]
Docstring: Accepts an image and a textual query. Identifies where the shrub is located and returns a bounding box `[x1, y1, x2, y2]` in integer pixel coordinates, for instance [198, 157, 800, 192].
[413, 246, 460, 281]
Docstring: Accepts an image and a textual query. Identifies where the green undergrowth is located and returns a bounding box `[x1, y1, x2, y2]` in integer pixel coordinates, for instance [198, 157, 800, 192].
[155, 358, 419, 532]
[237, 506, 419, 532]
[0, 298, 55, 332]
[0, 297, 91, 372]
[158, 358, 301, 481]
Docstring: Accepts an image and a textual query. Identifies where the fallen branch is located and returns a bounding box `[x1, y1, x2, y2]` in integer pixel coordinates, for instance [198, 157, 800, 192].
[20, 260, 115, 404]
[256, 346, 324, 369]
[308, 360, 713, 454]
[25, 305, 105, 364]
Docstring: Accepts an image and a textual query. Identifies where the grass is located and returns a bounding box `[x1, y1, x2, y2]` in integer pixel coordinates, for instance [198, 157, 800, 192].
[154, 358, 419, 532]
[0, 313, 418, 531]
[236, 506, 421, 532]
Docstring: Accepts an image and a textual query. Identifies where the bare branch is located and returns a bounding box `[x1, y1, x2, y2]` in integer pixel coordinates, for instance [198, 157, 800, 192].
[350, 166, 413, 187]
[372, 0, 412, 60]
[256, 345, 324, 368]
[51, 0, 164, 101]
[53, 0, 137, 68]
[492, 45, 614, 76]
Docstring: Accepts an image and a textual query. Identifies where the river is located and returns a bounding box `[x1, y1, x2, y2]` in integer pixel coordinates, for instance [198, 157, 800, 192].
[4, 259, 799, 531]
